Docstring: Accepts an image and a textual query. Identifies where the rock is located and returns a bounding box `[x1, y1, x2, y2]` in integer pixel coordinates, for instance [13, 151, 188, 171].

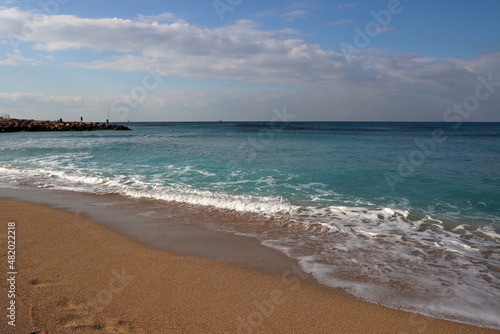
[0, 118, 131, 132]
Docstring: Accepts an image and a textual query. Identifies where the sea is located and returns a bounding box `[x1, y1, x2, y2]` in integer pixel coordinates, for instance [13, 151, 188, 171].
[1, 121, 499, 329]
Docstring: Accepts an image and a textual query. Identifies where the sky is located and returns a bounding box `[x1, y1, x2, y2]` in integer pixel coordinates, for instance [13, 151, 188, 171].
[0, 0, 499, 122]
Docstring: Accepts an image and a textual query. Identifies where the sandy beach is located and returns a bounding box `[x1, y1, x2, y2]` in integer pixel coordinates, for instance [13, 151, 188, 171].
[1, 198, 498, 333]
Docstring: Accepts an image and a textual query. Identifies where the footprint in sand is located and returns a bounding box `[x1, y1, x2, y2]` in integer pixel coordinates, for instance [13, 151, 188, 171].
[55, 298, 140, 333]
[61, 317, 138, 333]
[29, 277, 63, 288]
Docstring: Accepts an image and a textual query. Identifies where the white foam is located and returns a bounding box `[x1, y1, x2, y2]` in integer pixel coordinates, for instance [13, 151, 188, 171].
[0, 166, 295, 215]
[1, 164, 499, 329]
[258, 212, 500, 329]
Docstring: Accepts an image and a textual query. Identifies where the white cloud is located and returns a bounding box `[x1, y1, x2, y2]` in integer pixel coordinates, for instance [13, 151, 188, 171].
[2, 64, 500, 123]
[328, 19, 355, 26]
[282, 10, 309, 21]
[0, 91, 316, 121]
[449, 50, 500, 73]
[0, 8, 354, 86]
[0, 91, 446, 122]
[0, 8, 499, 121]
[250, 9, 279, 18]
[371, 26, 396, 35]
[137, 12, 178, 24]
[0, 51, 39, 65]
[364, 52, 500, 97]
[410, 57, 436, 63]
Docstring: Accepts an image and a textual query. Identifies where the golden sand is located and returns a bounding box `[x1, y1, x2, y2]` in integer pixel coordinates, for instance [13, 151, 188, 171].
[0, 198, 497, 333]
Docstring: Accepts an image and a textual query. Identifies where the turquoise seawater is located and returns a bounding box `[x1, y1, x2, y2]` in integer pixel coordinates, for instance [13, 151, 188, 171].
[1, 122, 499, 328]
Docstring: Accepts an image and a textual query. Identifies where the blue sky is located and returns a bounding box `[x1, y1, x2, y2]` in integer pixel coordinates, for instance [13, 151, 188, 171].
[0, 0, 499, 121]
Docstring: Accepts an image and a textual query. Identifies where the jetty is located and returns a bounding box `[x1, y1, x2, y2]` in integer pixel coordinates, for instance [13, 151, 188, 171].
[0, 118, 131, 132]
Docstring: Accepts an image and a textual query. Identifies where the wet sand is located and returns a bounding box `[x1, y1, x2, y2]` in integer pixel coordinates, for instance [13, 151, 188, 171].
[1, 198, 498, 333]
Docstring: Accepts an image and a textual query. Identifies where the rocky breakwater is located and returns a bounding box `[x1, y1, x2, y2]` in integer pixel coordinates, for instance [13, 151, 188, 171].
[0, 119, 131, 132]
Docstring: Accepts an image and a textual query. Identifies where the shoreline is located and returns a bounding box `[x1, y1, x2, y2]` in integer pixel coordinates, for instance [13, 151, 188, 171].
[1, 195, 498, 333]
[0, 187, 312, 279]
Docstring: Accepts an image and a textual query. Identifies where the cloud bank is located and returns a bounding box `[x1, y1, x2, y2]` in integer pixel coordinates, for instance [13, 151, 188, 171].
[0, 7, 499, 121]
